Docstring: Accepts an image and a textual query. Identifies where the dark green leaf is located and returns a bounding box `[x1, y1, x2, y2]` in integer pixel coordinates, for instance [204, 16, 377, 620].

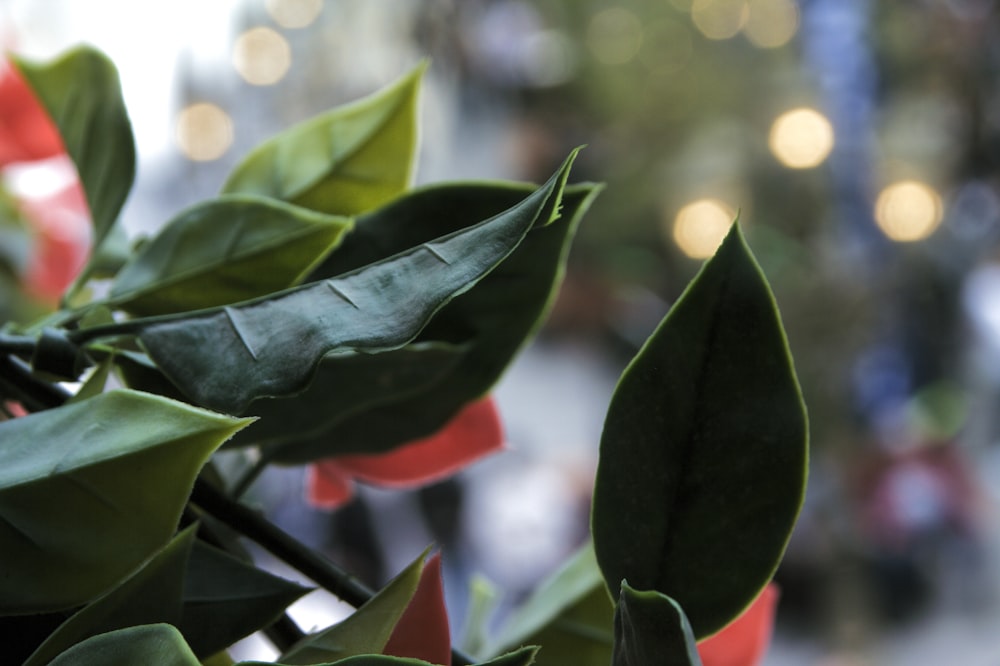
[228, 342, 468, 448]
[491, 542, 613, 666]
[591, 223, 808, 638]
[268, 181, 600, 462]
[14, 46, 135, 251]
[613, 583, 702, 666]
[222, 63, 425, 216]
[129, 152, 578, 415]
[24, 526, 196, 666]
[178, 540, 312, 658]
[279, 549, 427, 664]
[110, 195, 353, 316]
[0, 390, 252, 614]
[48, 624, 200, 666]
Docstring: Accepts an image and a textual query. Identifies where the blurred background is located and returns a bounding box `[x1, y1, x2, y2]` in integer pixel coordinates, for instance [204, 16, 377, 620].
[4, 0, 1000, 663]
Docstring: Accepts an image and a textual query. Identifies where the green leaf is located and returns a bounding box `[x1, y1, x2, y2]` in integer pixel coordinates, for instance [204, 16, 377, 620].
[126, 152, 578, 416]
[24, 526, 197, 666]
[228, 342, 467, 448]
[110, 195, 353, 316]
[178, 540, 312, 658]
[14, 46, 135, 251]
[279, 549, 428, 664]
[591, 223, 808, 638]
[613, 583, 702, 666]
[267, 181, 601, 462]
[491, 542, 613, 666]
[48, 624, 200, 666]
[0, 389, 252, 614]
[222, 63, 425, 216]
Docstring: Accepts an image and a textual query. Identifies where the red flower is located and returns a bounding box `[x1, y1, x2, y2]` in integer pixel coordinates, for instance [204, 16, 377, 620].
[0, 58, 64, 167]
[307, 396, 505, 508]
[384, 552, 451, 665]
[696, 583, 779, 666]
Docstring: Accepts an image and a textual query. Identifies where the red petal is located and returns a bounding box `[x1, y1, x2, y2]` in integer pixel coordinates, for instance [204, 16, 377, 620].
[696, 583, 779, 666]
[383, 552, 451, 665]
[0, 59, 65, 166]
[306, 462, 357, 509]
[334, 396, 504, 485]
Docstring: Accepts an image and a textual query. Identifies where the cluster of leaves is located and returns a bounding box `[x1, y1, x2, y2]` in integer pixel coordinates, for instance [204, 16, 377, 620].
[0, 45, 807, 665]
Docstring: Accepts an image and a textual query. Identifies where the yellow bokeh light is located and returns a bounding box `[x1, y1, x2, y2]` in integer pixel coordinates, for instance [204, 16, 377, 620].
[745, 0, 799, 48]
[233, 27, 292, 86]
[692, 0, 749, 41]
[769, 108, 835, 169]
[671, 199, 736, 258]
[266, 0, 323, 29]
[175, 103, 233, 161]
[587, 8, 643, 65]
[875, 181, 944, 242]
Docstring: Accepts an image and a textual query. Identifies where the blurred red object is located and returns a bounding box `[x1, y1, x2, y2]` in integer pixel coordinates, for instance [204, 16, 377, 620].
[307, 396, 504, 508]
[697, 583, 779, 666]
[0, 58, 64, 166]
[20, 179, 90, 301]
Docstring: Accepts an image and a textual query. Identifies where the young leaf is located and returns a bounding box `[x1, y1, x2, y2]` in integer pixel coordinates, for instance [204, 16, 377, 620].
[0, 389, 252, 614]
[591, 224, 808, 638]
[23, 526, 197, 666]
[613, 583, 702, 666]
[178, 539, 313, 658]
[222, 63, 425, 216]
[124, 152, 578, 415]
[268, 182, 600, 462]
[490, 542, 613, 666]
[48, 624, 200, 666]
[278, 549, 428, 664]
[110, 195, 353, 316]
[14, 46, 135, 252]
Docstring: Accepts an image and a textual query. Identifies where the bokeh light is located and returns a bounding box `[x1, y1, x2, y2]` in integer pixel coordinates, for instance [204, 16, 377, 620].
[175, 103, 234, 161]
[768, 108, 835, 169]
[587, 8, 643, 65]
[691, 0, 749, 41]
[875, 180, 944, 242]
[265, 0, 323, 29]
[232, 27, 292, 86]
[671, 198, 736, 258]
[744, 0, 799, 48]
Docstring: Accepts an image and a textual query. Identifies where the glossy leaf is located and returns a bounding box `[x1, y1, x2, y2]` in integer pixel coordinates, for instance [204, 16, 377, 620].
[222, 63, 425, 216]
[612, 583, 702, 666]
[697, 583, 779, 666]
[110, 195, 353, 316]
[178, 539, 312, 658]
[131, 152, 577, 415]
[269, 181, 600, 462]
[23, 526, 196, 666]
[383, 553, 450, 664]
[307, 396, 503, 508]
[279, 550, 428, 664]
[491, 542, 613, 666]
[14, 46, 135, 250]
[228, 342, 468, 449]
[591, 224, 808, 638]
[48, 624, 200, 666]
[0, 389, 252, 614]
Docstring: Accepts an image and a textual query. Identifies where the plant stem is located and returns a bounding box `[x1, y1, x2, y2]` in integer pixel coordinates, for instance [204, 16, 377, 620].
[0, 354, 71, 411]
[230, 451, 273, 500]
[189, 478, 476, 665]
